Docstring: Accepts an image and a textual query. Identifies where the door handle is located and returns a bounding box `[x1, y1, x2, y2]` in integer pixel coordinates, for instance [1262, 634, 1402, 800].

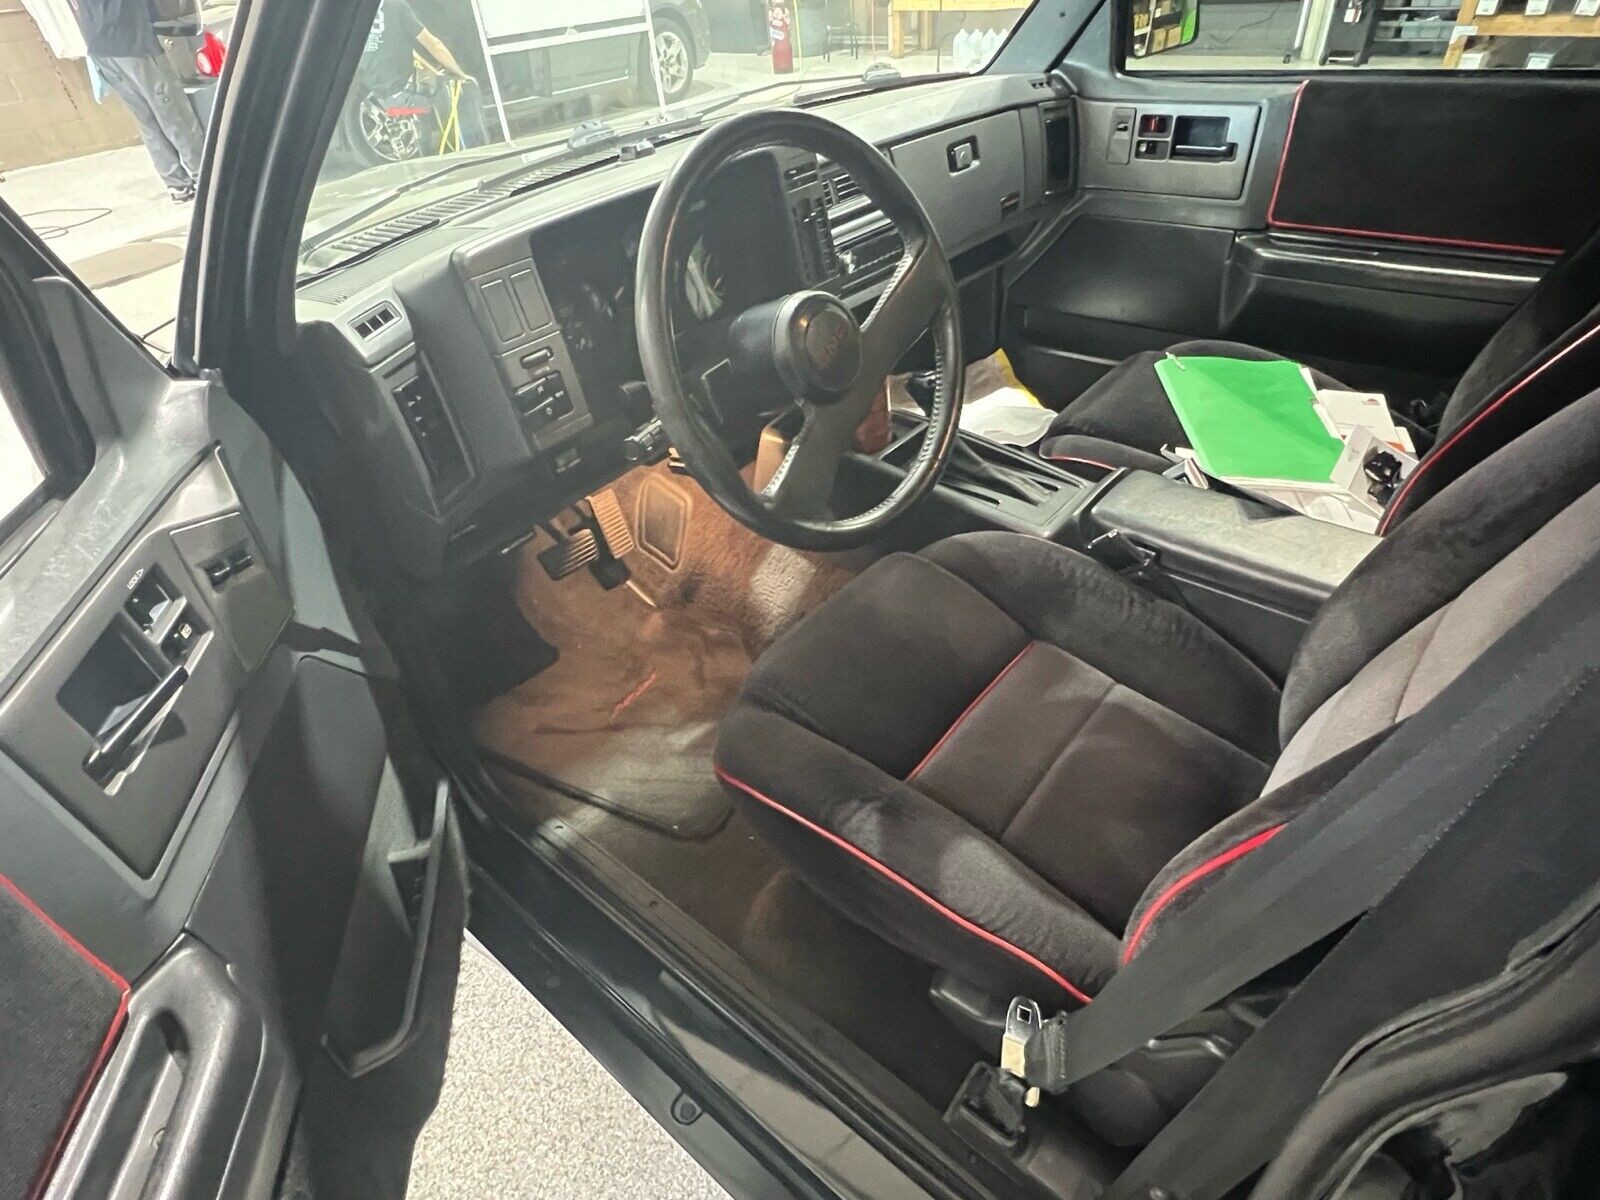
[84, 663, 187, 781]
[1172, 142, 1237, 161]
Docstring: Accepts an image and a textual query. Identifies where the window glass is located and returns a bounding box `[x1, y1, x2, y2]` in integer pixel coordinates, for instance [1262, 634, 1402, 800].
[1122, 0, 1600, 70]
[298, 0, 1033, 276]
[0, 0, 232, 355]
[0, 386, 46, 526]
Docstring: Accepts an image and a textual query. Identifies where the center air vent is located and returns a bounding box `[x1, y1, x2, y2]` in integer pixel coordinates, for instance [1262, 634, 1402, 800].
[819, 164, 902, 287]
[351, 302, 399, 339]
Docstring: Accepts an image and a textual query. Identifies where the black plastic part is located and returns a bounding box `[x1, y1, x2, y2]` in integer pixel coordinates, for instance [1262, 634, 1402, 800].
[48, 937, 295, 1200]
[417, 552, 559, 708]
[942, 1062, 1128, 1195]
[928, 969, 1010, 1055]
[947, 1063, 1030, 1150]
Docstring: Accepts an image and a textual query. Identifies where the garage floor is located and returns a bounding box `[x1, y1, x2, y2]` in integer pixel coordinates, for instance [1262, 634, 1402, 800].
[408, 938, 728, 1200]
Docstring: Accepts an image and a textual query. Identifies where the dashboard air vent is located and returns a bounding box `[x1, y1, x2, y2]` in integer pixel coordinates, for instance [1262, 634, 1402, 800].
[819, 164, 902, 285]
[823, 171, 861, 208]
[351, 302, 399, 339]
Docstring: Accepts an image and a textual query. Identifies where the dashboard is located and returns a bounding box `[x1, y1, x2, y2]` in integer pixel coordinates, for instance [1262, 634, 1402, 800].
[294, 74, 1075, 577]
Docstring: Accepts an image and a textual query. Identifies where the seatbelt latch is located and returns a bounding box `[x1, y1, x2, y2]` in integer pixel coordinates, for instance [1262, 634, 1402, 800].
[1000, 998, 1043, 1107]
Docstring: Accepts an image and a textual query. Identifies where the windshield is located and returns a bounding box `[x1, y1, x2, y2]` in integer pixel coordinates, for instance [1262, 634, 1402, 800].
[298, 0, 1030, 274]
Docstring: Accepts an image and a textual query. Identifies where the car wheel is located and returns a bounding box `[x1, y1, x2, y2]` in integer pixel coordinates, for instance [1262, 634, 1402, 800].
[643, 16, 694, 104]
[338, 91, 425, 167]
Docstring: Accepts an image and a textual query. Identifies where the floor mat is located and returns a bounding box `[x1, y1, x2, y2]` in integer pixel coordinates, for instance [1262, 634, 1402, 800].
[475, 569, 746, 840]
[476, 465, 853, 840]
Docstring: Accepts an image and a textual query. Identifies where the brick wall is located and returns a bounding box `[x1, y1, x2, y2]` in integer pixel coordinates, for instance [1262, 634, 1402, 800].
[0, 1, 137, 171]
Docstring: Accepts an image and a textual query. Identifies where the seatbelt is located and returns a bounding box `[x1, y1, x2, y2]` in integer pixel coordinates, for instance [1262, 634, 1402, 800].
[1008, 551, 1600, 1197]
[1111, 661, 1600, 1200]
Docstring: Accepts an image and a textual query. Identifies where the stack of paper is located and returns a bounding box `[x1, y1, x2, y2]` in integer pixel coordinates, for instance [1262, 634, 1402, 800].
[1156, 355, 1417, 533]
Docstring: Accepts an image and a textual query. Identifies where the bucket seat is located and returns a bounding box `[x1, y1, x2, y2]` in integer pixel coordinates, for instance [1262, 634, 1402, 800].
[715, 384, 1600, 1009]
[1038, 220, 1600, 533]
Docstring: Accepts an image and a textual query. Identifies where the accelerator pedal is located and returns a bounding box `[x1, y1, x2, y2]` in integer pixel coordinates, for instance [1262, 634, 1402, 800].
[587, 488, 636, 559]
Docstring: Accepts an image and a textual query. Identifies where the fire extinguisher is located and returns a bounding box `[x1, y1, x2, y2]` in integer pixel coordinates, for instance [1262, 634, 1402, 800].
[769, 0, 795, 73]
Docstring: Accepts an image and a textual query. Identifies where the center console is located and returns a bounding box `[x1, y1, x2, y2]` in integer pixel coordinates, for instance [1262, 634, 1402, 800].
[844, 416, 1379, 679]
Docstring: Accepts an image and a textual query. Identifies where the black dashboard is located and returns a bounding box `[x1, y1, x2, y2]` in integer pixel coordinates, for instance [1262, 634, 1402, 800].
[294, 74, 1075, 576]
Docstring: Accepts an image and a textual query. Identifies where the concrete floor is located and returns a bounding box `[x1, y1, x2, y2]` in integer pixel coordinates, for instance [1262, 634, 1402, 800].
[409, 938, 729, 1200]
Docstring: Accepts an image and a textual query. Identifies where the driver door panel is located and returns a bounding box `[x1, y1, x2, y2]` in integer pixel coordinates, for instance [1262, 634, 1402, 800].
[0, 216, 462, 1200]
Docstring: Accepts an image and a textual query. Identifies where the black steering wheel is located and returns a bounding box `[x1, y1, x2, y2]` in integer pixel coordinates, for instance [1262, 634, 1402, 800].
[636, 110, 964, 552]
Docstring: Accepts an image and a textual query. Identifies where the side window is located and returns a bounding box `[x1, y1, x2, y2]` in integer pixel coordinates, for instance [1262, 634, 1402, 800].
[1122, 0, 1600, 70]
[0, 0, 220, 356]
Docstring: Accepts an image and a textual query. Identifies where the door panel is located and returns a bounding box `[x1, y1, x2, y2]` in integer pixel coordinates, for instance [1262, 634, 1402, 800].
[0, 220, 462, 1199]
[1005, 21, 1593, 413]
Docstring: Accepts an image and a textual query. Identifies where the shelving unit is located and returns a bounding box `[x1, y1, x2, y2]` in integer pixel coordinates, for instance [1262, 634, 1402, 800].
[1443, 0, 1600, 66]
[1372, 0, 1459, 59]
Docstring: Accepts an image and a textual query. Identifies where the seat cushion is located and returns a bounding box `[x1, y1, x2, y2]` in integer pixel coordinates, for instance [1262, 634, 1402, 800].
[716, 532, 1279, 1006]
[1040, 339, 1345, 462]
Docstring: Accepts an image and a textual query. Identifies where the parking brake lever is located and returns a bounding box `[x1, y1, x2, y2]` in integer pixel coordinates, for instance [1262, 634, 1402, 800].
[84, 663, 188, 782]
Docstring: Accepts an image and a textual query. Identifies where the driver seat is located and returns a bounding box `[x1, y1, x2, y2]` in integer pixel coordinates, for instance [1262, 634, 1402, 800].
[715, 384, 1600, 1011]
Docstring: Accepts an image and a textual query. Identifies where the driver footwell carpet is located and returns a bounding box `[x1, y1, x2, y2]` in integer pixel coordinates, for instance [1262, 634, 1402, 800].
[475, 465, 853, 840]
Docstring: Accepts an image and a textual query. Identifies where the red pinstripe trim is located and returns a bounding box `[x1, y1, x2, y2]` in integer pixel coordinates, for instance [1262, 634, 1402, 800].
[1264, 79, 1308, 231]
[0, 874, 130, 1200]
[1377, 319, 1600, 534]
[1121, 824, 1287, 965]
[906, 642, 1035, 781]
[1266, 80, 1562, 258]
[716, 765, 1094, 1006]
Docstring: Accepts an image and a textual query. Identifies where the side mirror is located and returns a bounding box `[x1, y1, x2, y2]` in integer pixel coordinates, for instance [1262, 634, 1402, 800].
[1125, 0, 1199, 59]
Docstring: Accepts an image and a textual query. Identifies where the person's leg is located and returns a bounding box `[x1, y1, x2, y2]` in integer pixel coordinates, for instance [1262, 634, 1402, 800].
[119, 54, 208, 186]
[92, 55, 191, 192]
[454, 79, 491, 148]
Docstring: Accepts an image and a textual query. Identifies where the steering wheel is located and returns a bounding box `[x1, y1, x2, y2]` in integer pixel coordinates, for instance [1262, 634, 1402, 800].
[636, 110, 964, 552]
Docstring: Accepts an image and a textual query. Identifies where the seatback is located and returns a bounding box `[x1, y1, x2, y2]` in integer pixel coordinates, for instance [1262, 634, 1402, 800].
[1122, 384, 1600, 960]
[1381, 216, 1600, 530]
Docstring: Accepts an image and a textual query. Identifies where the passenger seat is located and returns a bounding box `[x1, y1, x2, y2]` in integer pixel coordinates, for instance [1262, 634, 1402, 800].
[1037, 218, 1600, 532]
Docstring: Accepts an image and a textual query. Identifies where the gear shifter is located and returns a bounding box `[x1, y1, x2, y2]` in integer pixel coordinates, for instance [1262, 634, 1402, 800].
[904, 372, 1052, 504]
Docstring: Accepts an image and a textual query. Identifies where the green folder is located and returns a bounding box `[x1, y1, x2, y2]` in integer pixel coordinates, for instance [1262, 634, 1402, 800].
[1154, 356, 1343, 484]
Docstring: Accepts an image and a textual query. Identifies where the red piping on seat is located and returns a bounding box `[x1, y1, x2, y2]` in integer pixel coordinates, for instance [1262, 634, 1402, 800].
[716, 765, 1094, 1006]
[1, 873, 130, 1200]
[906, 642, 1035, 781]
[1266, 81, 1563, 258]
[1377, 319, 1600, 535]
[1042, 453, 1118, 473]
[1121, 824, 1286, 965]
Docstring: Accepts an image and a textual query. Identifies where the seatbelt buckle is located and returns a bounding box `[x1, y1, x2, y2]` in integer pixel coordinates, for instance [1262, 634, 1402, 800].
[999, 997, 1043, 1107]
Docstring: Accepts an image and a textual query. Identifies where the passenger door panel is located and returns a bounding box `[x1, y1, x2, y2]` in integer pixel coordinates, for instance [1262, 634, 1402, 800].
[1007, 44, 1597, 410]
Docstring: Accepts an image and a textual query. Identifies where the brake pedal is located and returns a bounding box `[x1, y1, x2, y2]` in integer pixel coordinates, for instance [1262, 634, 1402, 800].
[538, 528, 600, 580]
